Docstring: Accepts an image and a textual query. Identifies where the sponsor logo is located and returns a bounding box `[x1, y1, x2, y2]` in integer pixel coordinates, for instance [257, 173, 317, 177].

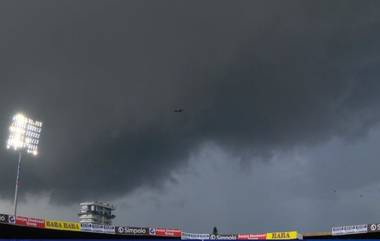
[181, 232, 210, 240]
[116, 226, 148, 235]
[370, 224, 376, 231]
[8, 215, 15, 224]
[0, 214, 8, 223]
[103, 225, 115, 233]
[124, 227, 148, 235]
[91, 224, 105, 233]
[332, 225, 367, 236]
[368, 224, 380, 232]
[165, 229, 182, 237]
[45, 220, 80, 231]
[149, 227, 156, 235]
[16, 216, 45, 228]
[238, 234, 267, 240]
[117, 226, 125, 233]
[155, 228, 166, 236]
[215, 234, 237, 240]
[80, 223, 93, 232]
[266, 231, 298, 240]
[155, 228, 182, 237]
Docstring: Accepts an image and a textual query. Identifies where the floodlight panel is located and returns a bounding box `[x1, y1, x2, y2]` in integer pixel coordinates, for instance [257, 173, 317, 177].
[7, 115, 27, 150]
[7, 113, 42, 155]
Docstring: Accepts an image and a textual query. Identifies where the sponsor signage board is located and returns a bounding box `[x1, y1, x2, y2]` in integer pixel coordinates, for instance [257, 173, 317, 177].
[266, 231, 298, 240]
[210, 234, 238, 240]
[332, 224, 367, 236]
[115, 226, 149, 235]
[16, 216, 45, 228]
[181, 232, 210, 240]
[155, 228, 182, 237]
[238, 234, 267, 240]
[368, 224, 380, 232]
[0, 214, 8, 224]
[45, 220, 80, 231]
[80, 223, 115, 233]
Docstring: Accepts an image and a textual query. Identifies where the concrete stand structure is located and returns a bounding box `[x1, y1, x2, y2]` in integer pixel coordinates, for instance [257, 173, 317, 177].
[78, 201, 115, 225]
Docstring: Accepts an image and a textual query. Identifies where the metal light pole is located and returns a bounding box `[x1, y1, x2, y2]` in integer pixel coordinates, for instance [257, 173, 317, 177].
[6, 113, 42, 217]
[13, 151, 22, 217]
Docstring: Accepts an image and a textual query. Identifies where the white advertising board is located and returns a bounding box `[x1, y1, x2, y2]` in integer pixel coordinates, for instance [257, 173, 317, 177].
[332, 224, 367, 236]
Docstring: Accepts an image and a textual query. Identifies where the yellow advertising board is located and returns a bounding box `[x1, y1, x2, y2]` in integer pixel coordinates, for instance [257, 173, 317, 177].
[266, 231, 298, 240]
[45, 219, 80, 231]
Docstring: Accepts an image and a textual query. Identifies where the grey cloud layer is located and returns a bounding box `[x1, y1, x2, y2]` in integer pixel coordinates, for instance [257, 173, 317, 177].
[0, 1, 380, 203]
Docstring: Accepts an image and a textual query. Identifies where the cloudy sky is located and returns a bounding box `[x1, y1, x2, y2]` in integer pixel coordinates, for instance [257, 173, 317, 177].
[1, 0, 380, 234]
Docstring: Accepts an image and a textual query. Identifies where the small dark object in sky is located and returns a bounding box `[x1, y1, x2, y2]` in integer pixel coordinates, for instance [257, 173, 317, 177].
[333, 190, 336, 193]
[360, 194, 363, 198]
[212, 227, 218, 236]
[174, 108, 184, 112]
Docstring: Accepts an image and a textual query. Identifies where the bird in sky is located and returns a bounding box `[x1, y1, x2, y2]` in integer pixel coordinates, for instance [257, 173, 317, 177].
[173, 108, 184, 113]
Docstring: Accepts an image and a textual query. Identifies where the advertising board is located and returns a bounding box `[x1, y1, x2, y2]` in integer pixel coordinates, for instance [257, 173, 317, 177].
[210, 234, 238, 240]
[80, 223, 114, 233]
[237, 234, 267, 240]
[155, 228, 182, 237]
[16, 216, 45, 228]
[368, 224, 380, 232]
[266, 231, 298, 240]
[0, 214, 8, 224]
[181, 232, 210, 240]
[115, 226, 149, 235]
[45, 219, 80, 231]
[332, 224, 367, 236]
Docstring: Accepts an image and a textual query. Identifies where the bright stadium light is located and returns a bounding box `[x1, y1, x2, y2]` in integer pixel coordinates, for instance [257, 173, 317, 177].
[6, 112, 43, 217]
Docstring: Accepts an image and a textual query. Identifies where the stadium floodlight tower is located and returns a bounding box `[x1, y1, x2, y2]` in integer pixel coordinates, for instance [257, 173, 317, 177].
[6, 113, 42, 217]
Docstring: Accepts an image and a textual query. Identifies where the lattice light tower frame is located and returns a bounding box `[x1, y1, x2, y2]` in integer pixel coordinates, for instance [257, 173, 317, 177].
[6, 113, 42, 217]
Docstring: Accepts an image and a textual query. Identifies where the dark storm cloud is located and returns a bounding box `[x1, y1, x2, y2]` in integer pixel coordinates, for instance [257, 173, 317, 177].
[0, 0, 380, 203]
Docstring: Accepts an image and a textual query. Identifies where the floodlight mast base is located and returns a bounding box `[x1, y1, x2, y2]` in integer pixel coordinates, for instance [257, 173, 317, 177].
[13, 151, 22, 218]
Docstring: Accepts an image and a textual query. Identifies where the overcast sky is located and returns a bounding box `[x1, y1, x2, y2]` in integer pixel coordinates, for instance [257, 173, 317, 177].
[1, 0, 380, 234]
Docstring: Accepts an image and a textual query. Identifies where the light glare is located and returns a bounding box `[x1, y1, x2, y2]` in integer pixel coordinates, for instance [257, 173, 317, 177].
[7, 113, 42, 156]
